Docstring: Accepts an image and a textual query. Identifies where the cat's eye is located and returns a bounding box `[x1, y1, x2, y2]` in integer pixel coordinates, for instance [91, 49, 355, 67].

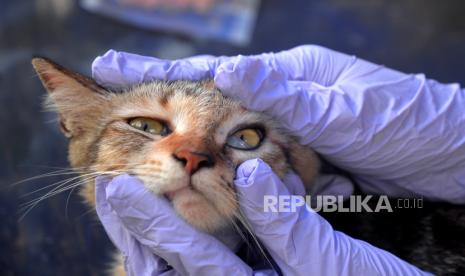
[226, 128, 263, 150]
[128, 118, 170, 136]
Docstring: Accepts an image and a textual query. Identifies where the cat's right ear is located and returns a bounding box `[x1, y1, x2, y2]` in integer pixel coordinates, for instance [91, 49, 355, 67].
[32, 57, 109, 138]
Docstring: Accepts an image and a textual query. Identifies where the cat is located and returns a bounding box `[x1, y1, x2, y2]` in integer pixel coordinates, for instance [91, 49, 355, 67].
[32, 57, 465, 276]
[31, 57, 319, 275]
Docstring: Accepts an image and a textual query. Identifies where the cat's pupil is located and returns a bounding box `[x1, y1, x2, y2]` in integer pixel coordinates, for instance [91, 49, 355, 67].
[143, 123, 148, 132]
[240, 134, 245, 141]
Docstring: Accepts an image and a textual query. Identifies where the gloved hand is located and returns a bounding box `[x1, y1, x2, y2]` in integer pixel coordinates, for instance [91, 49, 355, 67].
[96, 160, 431, 275]
[91, 45, 464, 275]
[95, 174, 254, 276]
[93, 45, 465, 203]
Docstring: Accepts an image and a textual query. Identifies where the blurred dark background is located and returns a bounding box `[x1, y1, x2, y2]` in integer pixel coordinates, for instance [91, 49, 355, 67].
[1, 0, 465, 275]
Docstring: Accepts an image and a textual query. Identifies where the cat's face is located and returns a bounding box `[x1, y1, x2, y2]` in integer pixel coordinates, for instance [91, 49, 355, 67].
[32, 58, 319, 232]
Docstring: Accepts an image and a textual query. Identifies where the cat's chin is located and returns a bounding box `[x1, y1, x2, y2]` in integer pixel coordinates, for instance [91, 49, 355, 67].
[169, 188, 230, 233]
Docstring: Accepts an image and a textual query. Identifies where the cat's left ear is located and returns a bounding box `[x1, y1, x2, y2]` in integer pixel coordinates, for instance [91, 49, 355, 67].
[32, 57, 109, 138]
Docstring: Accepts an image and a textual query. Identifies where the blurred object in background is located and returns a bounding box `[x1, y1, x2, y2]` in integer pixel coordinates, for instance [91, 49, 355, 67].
[80, 0, 260, 46]
[36, 0, 74, 19]
[119, 0, 215, 11]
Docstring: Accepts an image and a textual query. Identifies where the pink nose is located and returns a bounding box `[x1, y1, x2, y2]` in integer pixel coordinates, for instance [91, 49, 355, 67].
[173, 148, 213, 175]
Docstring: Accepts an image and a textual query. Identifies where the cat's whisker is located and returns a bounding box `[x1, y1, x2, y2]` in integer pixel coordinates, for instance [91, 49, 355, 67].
[233, 210, 274, 268]
[226, 215, 243, 237]
[212, 181, 273, 267]
[18, 171, 125, 220]
[19, 170, 123, 197]
[217, 179, 265, 215]
[74, 208, 97, 220]
[20, 174, 88, 197]
[11, 169, 82, 187]
[65, 185, 78, 220]
[20, 174, 88, 204]
[12, 163, 137, 188]
[208, 183, 263, 252]
[20, 174, 94, 210]
[20, 181, 93, 219]
[27, 169, 125, 199]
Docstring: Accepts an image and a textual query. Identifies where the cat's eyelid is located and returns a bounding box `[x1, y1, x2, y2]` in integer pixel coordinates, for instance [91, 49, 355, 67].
[125, 116, 169, 126]
[125, 116, 174, 134]
[227, 123, 266, 138]
[224, 123, 266, 151]
[112, 121, 157, 139]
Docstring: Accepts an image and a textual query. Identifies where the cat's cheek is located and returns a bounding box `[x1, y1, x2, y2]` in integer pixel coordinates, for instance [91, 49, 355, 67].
[133, 158, 187, 195]
[140, 176, 186, 195]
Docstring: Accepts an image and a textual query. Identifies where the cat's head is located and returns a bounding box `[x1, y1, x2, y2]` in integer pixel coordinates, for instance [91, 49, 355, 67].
[32, 57, 319, 232]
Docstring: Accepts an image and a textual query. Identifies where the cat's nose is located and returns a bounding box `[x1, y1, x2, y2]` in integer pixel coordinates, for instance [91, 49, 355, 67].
[173, 148, 214, 175]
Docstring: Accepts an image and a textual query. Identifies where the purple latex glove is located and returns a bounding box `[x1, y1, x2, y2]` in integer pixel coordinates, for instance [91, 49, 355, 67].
[93, 46, 465, 203]
[95, 162, 431, 275]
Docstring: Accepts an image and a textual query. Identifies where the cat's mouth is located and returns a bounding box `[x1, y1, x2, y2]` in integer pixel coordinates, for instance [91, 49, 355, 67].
[164, 185, 195, 201]
[134, 167, 238, 232]
[162, 175, 197, 201]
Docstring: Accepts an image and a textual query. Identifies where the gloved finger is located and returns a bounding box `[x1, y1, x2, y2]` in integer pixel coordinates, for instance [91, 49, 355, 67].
[234, 159, 329, 275]
[103, 174, 253, 276]
[91, 50, 229, 89]
[244, 45, 357, 85]
[281, 171, 306, 197]
[234, 45, 402, 86]
[234, 159, 431, 276]
[95, 176, 175, 276]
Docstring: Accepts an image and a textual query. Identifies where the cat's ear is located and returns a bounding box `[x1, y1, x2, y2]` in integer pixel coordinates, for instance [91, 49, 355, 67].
[32, 57, 109, 138]
[287, 142, 320, 190]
